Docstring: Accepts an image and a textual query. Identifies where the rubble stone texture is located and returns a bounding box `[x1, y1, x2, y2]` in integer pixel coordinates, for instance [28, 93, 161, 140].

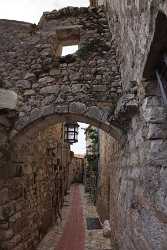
[0, 1, 167, 250]
[0, 7, 122, 139]
[95, 1, 167, 250]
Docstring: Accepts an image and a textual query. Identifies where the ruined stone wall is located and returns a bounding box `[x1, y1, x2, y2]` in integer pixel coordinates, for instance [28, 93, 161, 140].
[0, 124, 71, 250]
[1, 2, 167, 250]
[0, 7, 122, 134]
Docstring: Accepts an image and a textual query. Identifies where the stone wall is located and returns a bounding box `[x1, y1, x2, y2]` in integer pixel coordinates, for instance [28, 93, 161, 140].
[95, 1, 167, 249]
[97, 130, 113, 222]
[0, 123, 71, 250]
[102, 0, 167, 87]
[69, 154, 84, 184]
[0, 7, 122, 137]
[1, 2, 167, 250]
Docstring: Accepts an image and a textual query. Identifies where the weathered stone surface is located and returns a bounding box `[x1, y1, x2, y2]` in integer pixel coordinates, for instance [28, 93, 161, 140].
[147, 123, 167, 139]
[0, 188, 9, 206]
[0, 5, 122, 135]
[0, 89, 17, 110]
[86, 106, 104, 121]
[114, 94, 138, 123]
[143, 107, 167, 123]
[0, 124, 75, 250]
[24, 89, 35, 96]
[24, 72, 36, 82]
[38, 76, 55, 86]
[40, 85, 60, 95]
[1, 2, 167, 250]
[69, 102, 86, 114]
[16, 80, 31, 89]
[54, 105, 68, 114]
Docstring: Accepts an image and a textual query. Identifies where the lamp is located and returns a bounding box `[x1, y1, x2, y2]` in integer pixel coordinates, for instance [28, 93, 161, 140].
[64, 122, 79, 144]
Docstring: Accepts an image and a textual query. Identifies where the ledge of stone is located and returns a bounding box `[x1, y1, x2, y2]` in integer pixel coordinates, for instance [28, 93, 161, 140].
[114, 93, 139, 126]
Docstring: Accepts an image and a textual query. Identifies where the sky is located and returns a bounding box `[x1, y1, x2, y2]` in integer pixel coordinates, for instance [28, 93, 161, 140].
[71, 123, 88, 155]
[0, 0, 89, 155]
[0, 0, 89, 23]
[62, 45, 79, 56]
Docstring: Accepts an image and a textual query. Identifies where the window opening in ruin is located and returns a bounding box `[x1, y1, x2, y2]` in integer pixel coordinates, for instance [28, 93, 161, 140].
[155, 54, 167, 105]
[62, 45, 79, 56]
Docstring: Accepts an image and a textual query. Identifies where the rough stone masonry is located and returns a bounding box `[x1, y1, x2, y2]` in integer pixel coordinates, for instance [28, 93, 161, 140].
[1, 1, 167, 250]
[0, 6, 122, 139]
[94, 1, 167, 250]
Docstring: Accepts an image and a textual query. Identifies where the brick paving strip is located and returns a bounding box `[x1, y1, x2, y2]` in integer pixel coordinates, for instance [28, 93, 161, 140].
[37, 184, 111, 250]
[55, 184, 85, 250]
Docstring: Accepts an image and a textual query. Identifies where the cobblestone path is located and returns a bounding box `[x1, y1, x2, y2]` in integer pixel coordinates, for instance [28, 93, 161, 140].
[56, 184, 85, 250]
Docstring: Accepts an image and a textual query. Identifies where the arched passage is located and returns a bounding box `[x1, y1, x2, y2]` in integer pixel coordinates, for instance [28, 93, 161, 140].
[12, 108, 123, 141]
[2, 105, 122, 250]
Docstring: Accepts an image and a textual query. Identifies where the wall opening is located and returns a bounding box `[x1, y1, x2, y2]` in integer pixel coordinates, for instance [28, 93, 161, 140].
[62, 45, 79, 56]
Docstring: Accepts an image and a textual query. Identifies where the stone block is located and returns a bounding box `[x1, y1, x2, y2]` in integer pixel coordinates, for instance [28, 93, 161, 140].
[41, 104, 54, 117]
[0, 188, 9, 206]
[49, 68, 60, 76]
[141, 97, 161, 110]
[40, 85, 60, 95]
[24, 72, 36, 82]
[143, 107, 167, 124]
[69, 102, 86, 114]
[23, 89, 35, 96]
[92, 85, 106, 92]
[30, 108, 41, 121]
[16, 80, 31, 89]
[0, 89, 17, 110]
[86, 106, 103, 121]
[71, 84, 84, 93]
[147, 124, 167, 139]
[54, 105, 68, 113]
[38, 76, 55, 85]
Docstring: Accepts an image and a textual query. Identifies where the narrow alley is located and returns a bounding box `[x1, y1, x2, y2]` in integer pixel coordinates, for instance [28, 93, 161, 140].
[1, 0, 167, 250]
[37, 184, 111, 250]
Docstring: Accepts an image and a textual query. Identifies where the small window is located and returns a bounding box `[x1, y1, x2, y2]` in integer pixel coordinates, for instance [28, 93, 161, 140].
[62, 45, 78, 56]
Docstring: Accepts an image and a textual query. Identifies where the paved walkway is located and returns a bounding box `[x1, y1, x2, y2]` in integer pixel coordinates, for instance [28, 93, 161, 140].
[55, 184, 85, 250]
[37, 184, 111, 250]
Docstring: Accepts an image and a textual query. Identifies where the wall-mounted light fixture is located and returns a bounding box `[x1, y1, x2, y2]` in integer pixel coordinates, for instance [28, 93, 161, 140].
[64, 122, 79, 144]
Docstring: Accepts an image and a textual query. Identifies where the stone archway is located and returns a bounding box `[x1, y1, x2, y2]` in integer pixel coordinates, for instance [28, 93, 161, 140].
[13, 106, 123, 141]
[0, 6, 124, 141]
[0, 6, 124, 249]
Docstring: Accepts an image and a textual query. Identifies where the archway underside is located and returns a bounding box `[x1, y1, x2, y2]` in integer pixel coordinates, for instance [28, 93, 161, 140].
[12, 111, 123, 142]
